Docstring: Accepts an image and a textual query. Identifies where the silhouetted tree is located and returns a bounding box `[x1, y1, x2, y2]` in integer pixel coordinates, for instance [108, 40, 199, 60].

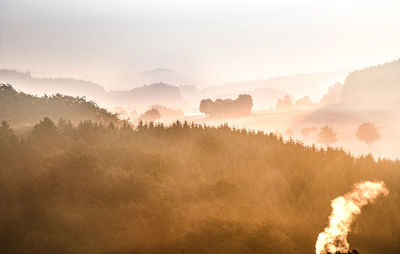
[356, 122, 380, 149]
[317, 125, 337, 146]
[199, 98, 214, 117]
[235, 94, 253, 115]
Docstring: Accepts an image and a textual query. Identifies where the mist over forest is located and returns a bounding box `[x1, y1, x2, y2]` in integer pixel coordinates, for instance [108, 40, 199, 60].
[1, 0, 400, 253]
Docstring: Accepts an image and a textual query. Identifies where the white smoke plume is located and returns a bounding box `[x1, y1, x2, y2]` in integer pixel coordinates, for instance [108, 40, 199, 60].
[315, 181, 389, 254]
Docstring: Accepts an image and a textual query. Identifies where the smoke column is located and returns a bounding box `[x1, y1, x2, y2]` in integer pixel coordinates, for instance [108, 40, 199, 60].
[315, 181, 389, 254]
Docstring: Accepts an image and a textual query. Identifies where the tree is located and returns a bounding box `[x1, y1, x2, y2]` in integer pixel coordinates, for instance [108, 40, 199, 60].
[356, 122, 380, 149]
[139, 108, 161, 122]
[30, 117, 59, 149]
[199, 99, 214, 117]
[276, 95, 293, 111]
[317, 125, 337, 146]
[31, 117, 58, 139]
[295, 96, 315, 110]
[0, 120, 14, 139]
[235, 94, 253, 116]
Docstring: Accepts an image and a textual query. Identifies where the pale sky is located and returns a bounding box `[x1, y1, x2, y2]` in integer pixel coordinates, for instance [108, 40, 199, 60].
[0, 0, 400, 89]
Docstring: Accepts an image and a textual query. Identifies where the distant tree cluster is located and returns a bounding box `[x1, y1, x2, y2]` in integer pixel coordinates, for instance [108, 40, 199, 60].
[138, 108, 161, 122]
[286, 125, 338, 146]
[275, 82, 345, 111]
[276, 94, 317, 111]
[136, 105, 184, 122]
[291, 122, 381, 149]
[200, 94, 253, 118]
[295, 96, 315, 109]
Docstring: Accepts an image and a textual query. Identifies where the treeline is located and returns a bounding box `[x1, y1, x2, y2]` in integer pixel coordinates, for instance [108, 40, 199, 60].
[0, 118, 399, 254]
[0, 84, 119, 126]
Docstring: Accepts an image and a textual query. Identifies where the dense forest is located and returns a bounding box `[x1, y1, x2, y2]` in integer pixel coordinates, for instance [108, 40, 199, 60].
[0, 84, 119, 126]
[0, 117, 399, 254]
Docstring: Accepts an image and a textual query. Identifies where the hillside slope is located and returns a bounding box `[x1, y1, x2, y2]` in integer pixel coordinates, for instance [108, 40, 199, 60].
[0, 84, 118, 126]
[341, 59, 400, 109]
[108, 83, 186, 109]
[201, 71, 348, 102]
[0, 121, 398, 254]
[0, 70, 186, 110]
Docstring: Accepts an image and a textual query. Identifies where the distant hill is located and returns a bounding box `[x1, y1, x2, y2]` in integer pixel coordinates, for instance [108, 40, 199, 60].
[303, 60, 400, 124]
[136, 68, 196, 86]
[0, 69, 106, 99]
[0, 69, 349, 113]
[0, 84, 118, 126]
[201, 71, 348, 102]
[341, 59, 400, 109]
[107, 83, 186, 109]
[0, 70, 187, 111]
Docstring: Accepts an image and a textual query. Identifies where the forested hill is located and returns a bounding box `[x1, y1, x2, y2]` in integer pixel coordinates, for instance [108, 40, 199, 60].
[0, 70, 186, 109]
[341, 59, 400, 108]
[0, 84, 119, 126]
[0, 119, 399, 254]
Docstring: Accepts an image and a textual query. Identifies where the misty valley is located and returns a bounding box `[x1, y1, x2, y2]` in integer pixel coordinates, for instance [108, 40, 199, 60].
[1, 59, 400, 254]
[1, 1, 400, 253]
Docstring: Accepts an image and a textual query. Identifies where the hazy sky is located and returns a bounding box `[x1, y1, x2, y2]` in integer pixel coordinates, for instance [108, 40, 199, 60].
[0, 0, 400, 89]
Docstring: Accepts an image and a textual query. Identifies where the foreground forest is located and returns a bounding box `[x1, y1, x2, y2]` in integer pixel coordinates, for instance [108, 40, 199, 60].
[0, 118, 399, 254]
